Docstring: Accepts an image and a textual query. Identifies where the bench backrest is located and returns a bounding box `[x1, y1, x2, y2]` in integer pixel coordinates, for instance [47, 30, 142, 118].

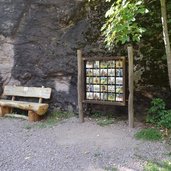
[4, 86, 52, 99]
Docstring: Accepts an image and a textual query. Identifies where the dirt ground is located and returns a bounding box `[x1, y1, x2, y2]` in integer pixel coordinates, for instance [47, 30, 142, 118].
[0, 117, 170, 171]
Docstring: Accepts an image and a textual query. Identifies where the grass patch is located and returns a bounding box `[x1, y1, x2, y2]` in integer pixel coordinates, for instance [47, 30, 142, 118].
[37, 110, 74, 128]
[165, 152, 171, 157]
[97, 117, 114, 127]
[24, 125, 32, 130]
[105, 166, 118, 171]
[91, 112, 103, 118]
[144, 161, 171, 171]
[134, 128, 162, 141]
[91, 112, 115, 127]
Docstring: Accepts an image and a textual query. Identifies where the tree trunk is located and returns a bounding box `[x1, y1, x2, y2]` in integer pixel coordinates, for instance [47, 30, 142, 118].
[160, 0, 171, 88]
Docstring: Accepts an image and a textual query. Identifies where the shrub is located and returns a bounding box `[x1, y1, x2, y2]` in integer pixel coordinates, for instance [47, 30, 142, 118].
[159, 110, 171, 129]
[147, 98, 171, 134]
[146, 98, 166, 125]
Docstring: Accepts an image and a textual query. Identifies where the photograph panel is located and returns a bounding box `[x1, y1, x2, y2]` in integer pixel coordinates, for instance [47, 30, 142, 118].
[101, 93, 107, 101]
[116, 94, 123, 102]
[100, 69, 108, 76]
[100, 61, 108, 68]
[116, 86, 123, 93]
[116, 77, 123, 85]
[116, 60, 123, 68]
[108, 69, 115, 76]
[86, 92, 94, 100]
[94, 61, 100, 68]
[108, 61, 115, 68]
[86, 69, 93, 76]
[86, 85, 90, 91]
[108, 85, 115, 92]
[93, 77, 100, 84]
[108, 77, 115, 84]
[94, 85, 100, 92]
[94, 93, 100, 100]
[86, 77, 93, 84]
[116, 69, 123, 77]
[86, 61, 94, 68]
[101, 85, 107, 92]
[93, 69, 100, 76]
[108, 93, 115, 101]
[100, 77, 107, 84]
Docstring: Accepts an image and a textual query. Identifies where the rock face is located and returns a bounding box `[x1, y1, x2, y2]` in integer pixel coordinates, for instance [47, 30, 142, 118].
[0, 0, 170, 115]
[0, 0, 89, 111]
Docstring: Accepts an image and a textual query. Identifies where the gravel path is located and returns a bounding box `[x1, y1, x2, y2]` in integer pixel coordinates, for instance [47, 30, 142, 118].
[0, 117, 170, 171]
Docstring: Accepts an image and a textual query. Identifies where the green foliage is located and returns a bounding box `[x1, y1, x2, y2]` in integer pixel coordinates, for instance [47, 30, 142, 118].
[147, 98, 166, 124]
[101, 0, 148, 48]
[159, 110, 171, 129]
[147, 98, 171, 130]
[144, 161, 171, 171]
[134, 128, 162, 141]
[87, 0, 170, 86]
[91, 112, 103, 118]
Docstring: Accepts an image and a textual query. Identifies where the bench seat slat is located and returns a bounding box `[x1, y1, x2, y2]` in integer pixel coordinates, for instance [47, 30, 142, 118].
[0, 100, 48, 115]
[4, 86, 51, 99]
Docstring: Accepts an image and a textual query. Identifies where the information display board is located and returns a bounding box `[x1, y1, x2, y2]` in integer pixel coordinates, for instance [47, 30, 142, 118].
[83, 57, 126, 106]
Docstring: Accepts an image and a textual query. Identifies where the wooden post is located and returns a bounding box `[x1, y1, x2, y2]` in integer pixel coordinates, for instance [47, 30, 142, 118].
[0, 106, 11, 117]
[10, 85, 16, 113]
[28, 111, 40, 122]
[128, 45, 134, 128]
[39, 86, 44, 103]
[77, 49, 84, 123]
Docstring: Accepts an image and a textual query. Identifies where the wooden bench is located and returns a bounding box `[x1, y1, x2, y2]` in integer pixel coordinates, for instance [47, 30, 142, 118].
[0, 86, 52, 122]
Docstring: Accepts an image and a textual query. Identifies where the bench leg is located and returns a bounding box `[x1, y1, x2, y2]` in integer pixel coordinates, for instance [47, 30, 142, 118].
[0, 106, 11, 117]
[28, 111, 41, 122]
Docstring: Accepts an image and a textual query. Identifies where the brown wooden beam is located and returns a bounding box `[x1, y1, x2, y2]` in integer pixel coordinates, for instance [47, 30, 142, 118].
[77, 49, 84, 123]
[128, 45, 134, 128]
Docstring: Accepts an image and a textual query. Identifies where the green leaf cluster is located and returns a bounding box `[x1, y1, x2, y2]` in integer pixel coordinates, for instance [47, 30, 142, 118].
[147, 98, 171, 129]
[101, 0, 148, 49]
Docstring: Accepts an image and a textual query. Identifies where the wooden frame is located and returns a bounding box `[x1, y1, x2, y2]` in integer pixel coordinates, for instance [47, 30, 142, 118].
[77, 49, 134, 127]
[82, 57, 126, 106]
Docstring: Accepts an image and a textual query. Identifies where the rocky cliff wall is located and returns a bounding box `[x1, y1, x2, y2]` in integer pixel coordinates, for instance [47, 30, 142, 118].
[0, 0, 89, 111]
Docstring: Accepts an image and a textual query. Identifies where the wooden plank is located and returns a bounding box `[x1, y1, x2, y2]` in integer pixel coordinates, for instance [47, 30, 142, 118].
[0, 100, 49, 115]
[4, 86, 52, 99]
[83, 100, 125, 106]
[5, 114, 28, 120]
[0, 106, 11, 117]
[128, 45, 134, 128]
[122, 57, 126, 106]
[39, 86, 44, 103]
[83, 56, 125, 61]
[77, 49, 84, 123]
